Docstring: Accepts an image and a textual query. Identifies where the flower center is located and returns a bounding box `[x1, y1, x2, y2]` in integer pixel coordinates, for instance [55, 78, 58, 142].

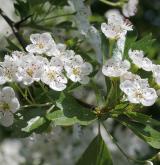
[0, 102, 10, 111]
[37, 42, 45, 49]
[47, 71, 56, 80]
[73, 68, 80, 75]
[26, 68, 34, 77]
[135, 91, 144, 99]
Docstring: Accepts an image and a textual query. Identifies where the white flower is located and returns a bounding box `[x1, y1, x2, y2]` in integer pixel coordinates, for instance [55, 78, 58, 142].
[102, 57, 130, 77]
[0, 87, 20, 127]
[26, 33, 60, 56]
[152, 64, 160, 85]
[54, 43, 75, 66]
[101, 11, 133, 39]
[65, 55, 93, 84]
[11, 51, 26, 61]
[41, 57, 67, 91]
[0, 55, 22, 84]
[18, 54, 48, 85]
[122, 0, 139, 17]
[120, 78, 157, 106]
[129, 49, 153, 71]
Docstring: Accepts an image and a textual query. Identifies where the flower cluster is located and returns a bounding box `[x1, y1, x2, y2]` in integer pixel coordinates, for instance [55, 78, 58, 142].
[0, 33, 93, 126]
[0, 87, 20, 127]
[101, 12, 158, 106]
[0, 33, 93, 91]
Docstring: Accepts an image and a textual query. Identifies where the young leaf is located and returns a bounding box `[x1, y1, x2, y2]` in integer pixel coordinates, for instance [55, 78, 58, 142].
[76, 135, 113, 165]
[22, 116, 46, 133]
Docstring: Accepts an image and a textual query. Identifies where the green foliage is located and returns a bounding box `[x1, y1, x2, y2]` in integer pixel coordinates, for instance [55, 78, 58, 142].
[47, 95, 97, 126]
[124, 33, 155, 58]
[76, 135, 113, 165]
[22, 116, 46, 133]
[14, 0, 30, 19]
[11, 107, 50, 137]
[114, 111, 160, 149]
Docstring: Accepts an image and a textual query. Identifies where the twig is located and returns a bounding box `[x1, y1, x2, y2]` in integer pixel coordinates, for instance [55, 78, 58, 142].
[15, 14, 33, 29]
[0, 8, 26, 50]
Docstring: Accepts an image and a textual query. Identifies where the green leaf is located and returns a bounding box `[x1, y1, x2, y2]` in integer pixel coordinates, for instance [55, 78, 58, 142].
[46, 110, 80, 125]
[22, 116, 46, 132]
[76, 135, 113, 165]
[117, 115, 160, 149]
[14, 0, 30, 19]
[125, 111, 160, 128]
[46, 95, 97, 126]
[6, 38, 21, 51]
[11, 107, 50, 138]
[127, 122, 160, 149]
[124, 33, 155, 58]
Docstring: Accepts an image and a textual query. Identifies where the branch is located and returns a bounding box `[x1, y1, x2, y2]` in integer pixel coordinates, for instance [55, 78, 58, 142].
[15, 14, 33, 29]
[0, 8, 26, 50]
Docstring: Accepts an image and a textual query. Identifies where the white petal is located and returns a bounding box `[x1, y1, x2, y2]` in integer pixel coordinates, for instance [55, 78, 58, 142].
[101, 23, 118, 39]
[0, 111, 14, 127]
[120, 80, 135, 94]
[67, 72, 80, 82]
[127, 94, 140, 104]
[40, 33, 53, 43]
[30, 33, 41, 43]
[141, 57, 153, 71]
[0, 67, 6, 85]
[2, 87, 15, 101]
[9, 98, 20, 113]
[49, 82, 66, 91]
[81, 62, 93, 75]
[142, 88, 158, 100]
[50, 57, 63, 71]
[72, 55, 83, 65]
[26, 44, 42, 53]
[79, 76, 90, 84]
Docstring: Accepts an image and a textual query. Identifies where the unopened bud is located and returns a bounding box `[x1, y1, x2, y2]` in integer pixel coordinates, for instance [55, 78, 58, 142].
[157, 152, 160, 161]
[145, 161, 153, 165]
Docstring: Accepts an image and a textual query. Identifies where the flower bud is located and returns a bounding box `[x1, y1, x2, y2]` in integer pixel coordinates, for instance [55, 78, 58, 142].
[145, 161, 153, 165]
[157, 152, 160, 161]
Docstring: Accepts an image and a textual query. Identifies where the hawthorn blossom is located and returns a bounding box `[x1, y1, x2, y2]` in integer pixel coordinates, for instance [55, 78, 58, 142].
[65, 55, 93, 84]
[152, 64, 160, 85]
[26, 33, 60, 56]
[122, 0, 139, 18]
[54, 43, 75, 66]
[18, 55, 48, 85]
[0, 87, 20, 127]
[0, 55, 22, 84]
[120, 78, 157, 106]
[41, 57, 67, 91]
[129, 49, 153, 71]
[102, 57, 130, 77]
[101, 10, 133, 39]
